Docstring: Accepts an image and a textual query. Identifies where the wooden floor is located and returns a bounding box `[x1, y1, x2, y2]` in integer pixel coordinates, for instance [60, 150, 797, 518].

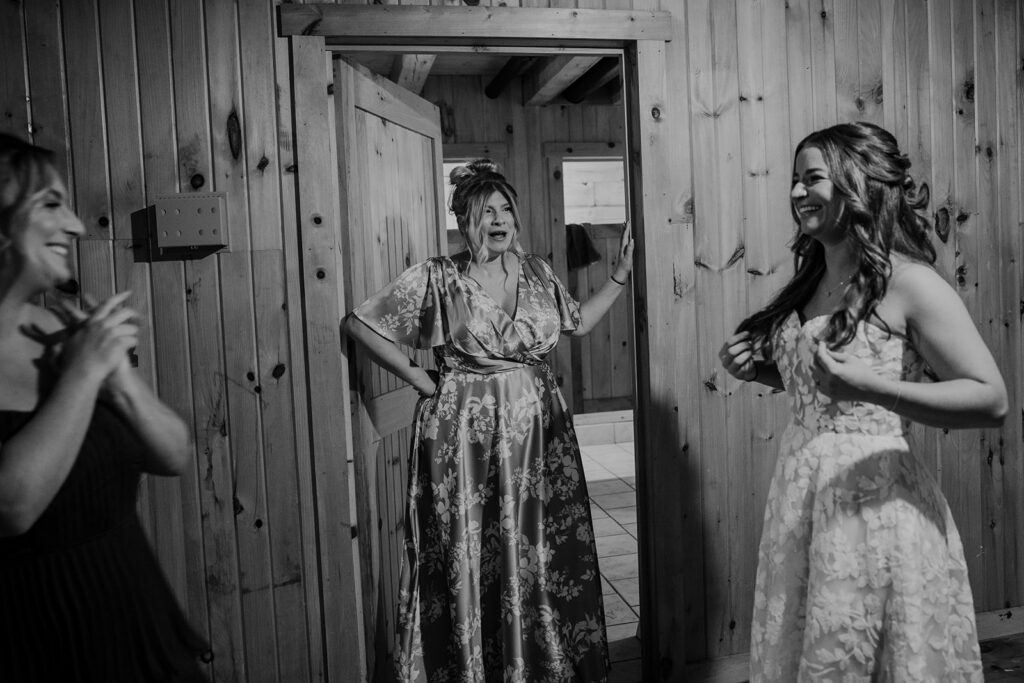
[580, 439, 1024, 683]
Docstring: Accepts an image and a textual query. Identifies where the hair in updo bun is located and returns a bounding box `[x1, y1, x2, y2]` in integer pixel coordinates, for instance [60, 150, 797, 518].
[448, 158, 523, 264]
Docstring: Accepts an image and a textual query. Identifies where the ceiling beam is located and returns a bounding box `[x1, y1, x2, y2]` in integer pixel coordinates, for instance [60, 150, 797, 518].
[389, 54, 436, 95]
[278, 5, 673, 42]
[523, 55, 602, 106]
[484, 57, 535, 99]
[562, 56, 620, 103]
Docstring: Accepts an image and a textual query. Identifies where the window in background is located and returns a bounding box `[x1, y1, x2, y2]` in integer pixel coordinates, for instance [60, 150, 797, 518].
[562, 159, 626, 225]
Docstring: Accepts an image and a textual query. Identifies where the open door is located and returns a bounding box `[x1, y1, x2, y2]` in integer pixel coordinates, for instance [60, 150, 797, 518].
[333, 57, 447, 679]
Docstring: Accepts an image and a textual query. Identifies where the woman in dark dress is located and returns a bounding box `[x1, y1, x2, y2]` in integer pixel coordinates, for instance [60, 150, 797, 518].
[0, 133, 208, 681]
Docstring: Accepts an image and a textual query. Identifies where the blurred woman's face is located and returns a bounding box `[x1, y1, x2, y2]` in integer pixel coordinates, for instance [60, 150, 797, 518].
[5, 173, 84, 290]
[475, 190, 517, 258]
[791, 146, 844, 243]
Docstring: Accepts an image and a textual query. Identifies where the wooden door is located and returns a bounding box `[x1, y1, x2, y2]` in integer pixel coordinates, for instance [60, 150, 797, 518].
[333, 57, 446, 679]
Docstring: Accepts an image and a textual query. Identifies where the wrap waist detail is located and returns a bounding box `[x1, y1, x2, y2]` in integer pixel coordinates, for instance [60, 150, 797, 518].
[441, 356, 549, 375]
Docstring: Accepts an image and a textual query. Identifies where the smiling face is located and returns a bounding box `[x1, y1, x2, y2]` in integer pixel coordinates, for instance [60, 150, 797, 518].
[4, 172, 83, 291]
[476, 189, 518, 258]
[791, 146, 845, 243]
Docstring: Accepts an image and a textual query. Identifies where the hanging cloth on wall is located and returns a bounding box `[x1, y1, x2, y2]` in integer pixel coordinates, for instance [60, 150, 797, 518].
[566, 223, 602, 270]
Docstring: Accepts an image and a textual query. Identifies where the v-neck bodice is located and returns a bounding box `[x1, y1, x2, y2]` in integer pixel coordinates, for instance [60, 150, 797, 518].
[352, 253, 581, 374]
[455, 256, 522, 321]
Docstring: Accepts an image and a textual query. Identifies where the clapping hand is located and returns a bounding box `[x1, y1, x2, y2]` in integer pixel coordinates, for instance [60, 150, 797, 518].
[55, 291, 139, 387]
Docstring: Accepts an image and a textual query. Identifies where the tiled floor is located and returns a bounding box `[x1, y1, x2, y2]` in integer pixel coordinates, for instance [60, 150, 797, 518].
[580, 441, 643, 683]
[581, 439, 1024, 683]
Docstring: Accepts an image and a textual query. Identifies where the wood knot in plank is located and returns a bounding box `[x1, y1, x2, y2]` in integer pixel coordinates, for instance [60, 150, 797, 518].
[962, 74, 975, 102]
[869, 81, 883, 105]
[673, 264, 686, 298]
[256, 155, 270, 173]
[725, 245, 745, 269]
[227, 109, 242, 160]
[955, 264, 968, 289]
[934, 207, 951, 242]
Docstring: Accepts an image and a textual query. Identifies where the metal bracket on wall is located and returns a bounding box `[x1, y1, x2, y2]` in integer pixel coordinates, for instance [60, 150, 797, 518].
[152, 193, 230, 255]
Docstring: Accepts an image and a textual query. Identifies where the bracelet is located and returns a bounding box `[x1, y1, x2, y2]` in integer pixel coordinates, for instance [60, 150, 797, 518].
[888, 381, 901, 412]
[610, 273, 627, 286]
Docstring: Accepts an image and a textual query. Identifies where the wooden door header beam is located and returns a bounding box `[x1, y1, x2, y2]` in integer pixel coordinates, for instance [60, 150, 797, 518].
[278, 5, 672, 43]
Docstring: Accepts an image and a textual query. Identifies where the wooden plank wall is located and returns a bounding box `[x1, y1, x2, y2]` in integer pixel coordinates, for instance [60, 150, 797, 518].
[3, 0, 1021, 680]
[0, 1, 319, 681]
[672, 0, 1024, 667]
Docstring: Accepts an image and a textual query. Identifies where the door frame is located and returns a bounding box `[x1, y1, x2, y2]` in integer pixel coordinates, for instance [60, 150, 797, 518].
[544, 142, 632, 415]
[283, 7, 697, 682]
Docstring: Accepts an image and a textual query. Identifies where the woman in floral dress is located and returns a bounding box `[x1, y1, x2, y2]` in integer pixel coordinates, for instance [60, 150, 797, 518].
[719, 122, 1007, 681]
[342, 160, 633, 682]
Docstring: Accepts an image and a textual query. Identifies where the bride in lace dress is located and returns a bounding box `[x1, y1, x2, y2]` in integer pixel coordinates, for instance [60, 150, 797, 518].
[719, 122, 1007, 682]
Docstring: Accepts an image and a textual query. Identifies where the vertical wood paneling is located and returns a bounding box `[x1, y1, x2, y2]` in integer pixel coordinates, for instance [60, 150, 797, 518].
[238, 2, 312, 679]
[273, 18, 325, 683]
[810, 0, 838, 130]
[857, 0, 883, 124]
[240, 0, 313, 676]
[24, 0, 71, 182]
[169, 0, 249, 678]
[132, 0, 210, 653]
[949, 0, 986, 599]
[996, 0, 1024, 608]
[204, 1, 281, 676]
[0, 3, 29, 141]
[833, 0, 862, 122]
[98, 0, 158, 539]
[684, 0, 717, 661]
[785, 1, 815, 148]
[291, 37, 367, 682]
[5, 2, 1023, 680]
[973, 0, 1004, 607]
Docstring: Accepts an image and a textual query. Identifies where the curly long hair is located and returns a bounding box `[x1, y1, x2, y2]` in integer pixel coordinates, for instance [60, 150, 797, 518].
[448, 159, 523, 264]
[0, 133, 59, 255]
[737, 121, 936, 356]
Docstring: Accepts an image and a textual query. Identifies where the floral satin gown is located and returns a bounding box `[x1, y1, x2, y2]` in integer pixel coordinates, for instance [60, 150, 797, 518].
[750, 312, 983, 682]
[352, 254, 609, 683]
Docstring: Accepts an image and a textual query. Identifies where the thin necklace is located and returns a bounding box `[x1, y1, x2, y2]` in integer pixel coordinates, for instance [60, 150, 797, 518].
[823, 272, 854, 298]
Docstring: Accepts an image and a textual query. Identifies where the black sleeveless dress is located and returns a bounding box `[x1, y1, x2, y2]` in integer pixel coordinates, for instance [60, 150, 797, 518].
[0, 402, 209, 682]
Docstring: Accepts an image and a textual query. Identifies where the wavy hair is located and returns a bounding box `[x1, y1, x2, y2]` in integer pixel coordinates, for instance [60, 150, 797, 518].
[0, 133, 59, 255]
[448, 159, 523, 265]
[737, 121, 936, 355]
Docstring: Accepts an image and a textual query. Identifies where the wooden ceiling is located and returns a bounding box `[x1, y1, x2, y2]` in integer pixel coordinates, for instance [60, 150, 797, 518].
[343, 51, 622, 106]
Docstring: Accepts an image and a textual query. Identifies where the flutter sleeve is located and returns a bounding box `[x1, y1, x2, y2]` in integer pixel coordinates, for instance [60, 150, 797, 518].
[350, 258, 447, 349]
[525, 254, 582, 333]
